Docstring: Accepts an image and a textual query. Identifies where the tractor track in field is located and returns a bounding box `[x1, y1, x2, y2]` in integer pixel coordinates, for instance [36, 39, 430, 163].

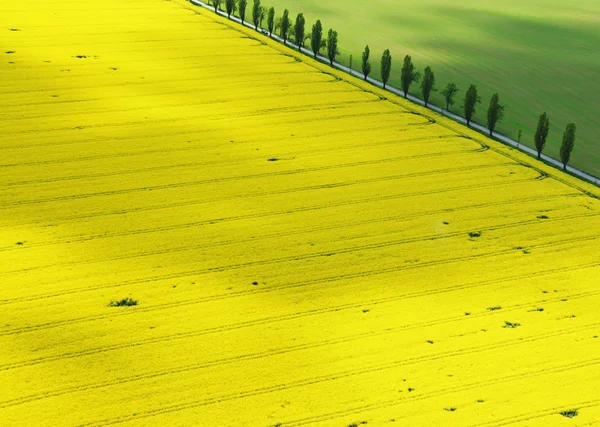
[282, 362, 600, 427]
[5, 86, 369, 122]
[0, 102, 426, 137]
[1, 232, 598, 340]
[0, 169, 565, 230]
[0, 66, 327, 96]
[1, 154, 505, 208]
[5, 81, 357, 111]
[0, 138, 479, 186]
[1, 284, 600, 407]
[1, 208, 596, 279]
[2, 312, 599, 414]
[0, 133, 459, 174]
[0, 116, 438, 151]
[1, 95, 397, 130]
[72, 348, 600, 427]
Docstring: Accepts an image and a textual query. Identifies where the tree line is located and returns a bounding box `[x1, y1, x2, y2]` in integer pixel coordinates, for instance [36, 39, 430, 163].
[210, 0, 577, 171]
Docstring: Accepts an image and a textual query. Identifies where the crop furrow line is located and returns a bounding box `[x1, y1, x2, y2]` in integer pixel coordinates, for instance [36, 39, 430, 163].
[1, 157, 510, 208]
[0, 67, 324, 95]
[2, 209, 596, 282]
[471, 400, 600, 426]
[283, 359, 600, 426]
[5, 87, 362, 122]
[0, 187, 577, 303]
[0, 117, 434, 152]
[0, 98, 391, 135]
[2, 309, 598, 411]
[2, 236, 598, 339]
[73, 342, 600, 427]
[0, 142, 477, 187]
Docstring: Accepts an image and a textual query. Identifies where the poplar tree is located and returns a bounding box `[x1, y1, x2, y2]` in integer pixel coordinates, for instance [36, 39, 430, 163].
[225, 0, 236, 18]
[212, 0, 221, 13]
[560, 123, 576, 170]
[400, 55, 420, 98]
[237, 0, 247, 23]
[310, 20, 323, 58]
[463, 84, 481, 125]
[281, 9, 290, 44]
[486, 93, 505, 135]
[420, 66, 435, 106]
[361, 45, 371, 80]
[252, 0, 261, 30]
[326, 29, 338, 65]
[380, 49, 392, 89]
[267, 7, 275, 36]
[294, 13, 306, 51]
[534, 112, 550, 159]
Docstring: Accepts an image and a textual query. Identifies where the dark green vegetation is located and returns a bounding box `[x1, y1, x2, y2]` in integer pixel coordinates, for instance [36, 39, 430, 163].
[420, 66, 435, 107]
[441, 82, 459, 112]
[400, 54, 420, 98]
[560, 123, 577, 170]
[280, 9, 290, 44]
[361, 45, 371, 80]
[326, 28, 338, 65]
[240, 0, 600, 176]
[487, 93, 505, 136]
[294, 13, 305, 50]
[310, 20, 323, 57]
[534, 112, 550, 159]
[559, 409, 579, 418]
[238, 0, 247, 23]
[463, 84, 481, 126]
[380, 49, 392, 89]
[108, 298, 138, 307]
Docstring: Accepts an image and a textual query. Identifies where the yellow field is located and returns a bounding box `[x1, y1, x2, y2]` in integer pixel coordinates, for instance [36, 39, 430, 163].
[1, 0, 600, 426]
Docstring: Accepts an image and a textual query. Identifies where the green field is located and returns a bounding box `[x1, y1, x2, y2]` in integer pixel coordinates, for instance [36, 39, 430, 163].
[251, 0, 600, 177]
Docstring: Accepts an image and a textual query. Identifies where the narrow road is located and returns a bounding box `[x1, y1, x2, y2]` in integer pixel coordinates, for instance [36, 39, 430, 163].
[190, 0, 599, 187]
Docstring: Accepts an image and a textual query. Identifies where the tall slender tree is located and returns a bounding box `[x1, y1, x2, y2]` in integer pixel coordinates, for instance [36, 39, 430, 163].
[267, 7, 275, 36]
[463, 84, 481, 125]
[560, 123, 576, 170]
[310, 20, 323, 58]
[486, 93, 505, 136]
[212, 0, 221, 13]
[326, 29, 338, 65]
[294, 13, 306, 51]
[252, 0, 261, 30]
[225, 0, 236, 18]
[400, 55, 420, 98]
[237, 0, 247, 23]
[259, 6, 266, 28]
[380, 49, 392, 89]
[534, 112, 550, 159]
[281, 9, 290, 44]
[361, 45, 371, 80]
[441, 82, 458, 112]
[420, 66, 435, 106]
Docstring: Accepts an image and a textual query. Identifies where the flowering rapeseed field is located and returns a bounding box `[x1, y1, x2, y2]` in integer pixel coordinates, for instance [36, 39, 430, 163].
[1, 0, 599, 425]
